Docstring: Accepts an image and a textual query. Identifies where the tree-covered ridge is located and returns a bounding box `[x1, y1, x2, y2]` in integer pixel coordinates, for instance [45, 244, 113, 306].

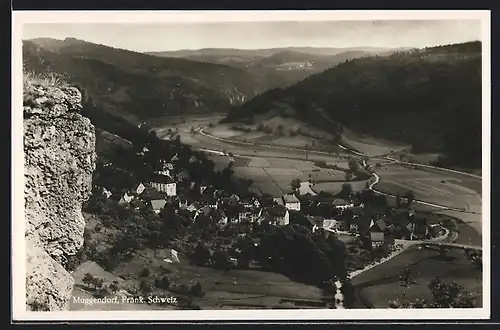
[22, 38, 263, 124]
[226, 41, 482, 168]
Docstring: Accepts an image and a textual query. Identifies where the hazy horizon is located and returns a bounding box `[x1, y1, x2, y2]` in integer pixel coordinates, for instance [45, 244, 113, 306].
[22, 20, 481, 53]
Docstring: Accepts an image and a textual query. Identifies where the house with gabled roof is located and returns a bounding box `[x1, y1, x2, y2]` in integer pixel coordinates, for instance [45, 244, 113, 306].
[194, 206, 212, 222]
[349, 216, 372, 233]
[230, 193, 240, 203]
[163, 162, 174, 171]
[176, 195, 189, 209]
[118, 192, 134, 205]
[332, 198, 354, 210]
[263, 205, 290, 226]
[216, 209, 229, 227]
[238, 208, 263, 223]
[171, 154, 179, 162]
[282, 194, 301, 211]
[151, 199, 167, 214]
[200, 185, 208, 194]
[150, 173, 177, 196]
[273, 197, 285, 206]
[101, 187, 113, 199]
[177, 170, 189, 182]
[132, 182, 146, 196]
[187, 201, 202, 213]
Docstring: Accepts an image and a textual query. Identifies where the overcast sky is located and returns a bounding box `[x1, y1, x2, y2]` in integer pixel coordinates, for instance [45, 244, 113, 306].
[22, 20, 481, 52]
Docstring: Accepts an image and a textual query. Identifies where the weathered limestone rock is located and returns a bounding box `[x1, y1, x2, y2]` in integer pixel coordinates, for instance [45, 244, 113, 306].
[24, 82, 96, 311]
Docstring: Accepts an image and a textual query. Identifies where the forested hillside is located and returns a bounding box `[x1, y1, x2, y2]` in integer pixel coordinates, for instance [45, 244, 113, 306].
[22, 38, 263, 125]
[148, 47, 395, 90]
[225, 42, 482, 169]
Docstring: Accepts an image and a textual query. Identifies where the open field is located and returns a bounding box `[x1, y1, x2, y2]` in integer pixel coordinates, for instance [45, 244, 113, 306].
[373, 163, 481, 212]
[106, 248, 329, 310]
[229, 156, 351, 196]
[153, 114, 483, 238]
[70, 261, 174, 311]
[207, 119, 343, 153]
[351, 245, 482, 308]
[341, 128, 410, 157]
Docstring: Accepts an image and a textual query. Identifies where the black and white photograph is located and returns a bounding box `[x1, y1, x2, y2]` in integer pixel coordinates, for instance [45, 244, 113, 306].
[12, 10, 490, 321]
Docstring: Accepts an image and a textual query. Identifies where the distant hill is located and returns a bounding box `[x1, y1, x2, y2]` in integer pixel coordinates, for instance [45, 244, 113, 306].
[225, 42, 482, 169]
[22, 38, 264, 125]
[147, 47, 397, 90]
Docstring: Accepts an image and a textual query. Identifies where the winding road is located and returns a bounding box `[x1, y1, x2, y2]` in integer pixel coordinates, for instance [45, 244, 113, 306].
[155, 118, 482, 250]
[196, 126, 481, 216]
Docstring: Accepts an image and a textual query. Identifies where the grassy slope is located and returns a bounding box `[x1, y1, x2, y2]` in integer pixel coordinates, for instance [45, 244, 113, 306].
[351, 246, 482, 308]
[22, 38, 263, 125]
[226, 41, 482, 169]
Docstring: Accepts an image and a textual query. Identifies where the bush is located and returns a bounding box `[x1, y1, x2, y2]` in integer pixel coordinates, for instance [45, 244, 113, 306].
[190, 281, 205, 297]
[139, 267, 150, 277]
[94, 287, 110, 298]
[154, 275, 171, 290]
[139, 279, 153, 294]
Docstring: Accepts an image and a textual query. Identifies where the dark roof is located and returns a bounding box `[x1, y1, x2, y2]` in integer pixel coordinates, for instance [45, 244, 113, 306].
[372, 219, 388, 232]
[370, 231, 384, 242]
[332, 198, 350, 206]
[351, 206, 364, 215]
[188, 201, 201, 209]
[151, 174, 176, 184]
[351, 216, 372, 229]
[384, 235, 395, 244]
[310, 216, 325, 225]
[198, 206, 212, 215]
[266, 205, 287, 217]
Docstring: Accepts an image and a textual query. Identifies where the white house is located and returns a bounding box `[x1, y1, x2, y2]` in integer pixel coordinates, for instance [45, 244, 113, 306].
[164, 162, 174, 171]
[323, 218, 342, 231]
[217, 210, 229, 227]
[332, 198, 354, 210]
[282, 194, 301, 211]
[101, 187, 112, 199]
[177, 195, 188, 209]
[187, 202, 201, 213]
[150, 173, 177, 196]
[263, 205, 290, 226]
[118, 192, 134, 205]
[238, 208, 262, 223]
[200, 185, 208, 194]
[157, 169, 171, 177]
[132, 182, 146, 195]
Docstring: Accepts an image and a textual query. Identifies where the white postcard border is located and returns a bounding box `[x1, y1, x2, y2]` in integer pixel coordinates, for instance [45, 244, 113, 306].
[12, 9, 491, 321]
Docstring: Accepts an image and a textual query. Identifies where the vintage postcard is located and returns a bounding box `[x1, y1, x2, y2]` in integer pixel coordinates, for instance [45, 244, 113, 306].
[11, 10, 490, 321]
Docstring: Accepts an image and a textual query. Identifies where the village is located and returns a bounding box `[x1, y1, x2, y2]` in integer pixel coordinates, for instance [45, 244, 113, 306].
[93, 134, 448, 267]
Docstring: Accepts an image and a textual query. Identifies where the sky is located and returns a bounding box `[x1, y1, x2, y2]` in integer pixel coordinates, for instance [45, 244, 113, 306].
[22, 20, 482, 52]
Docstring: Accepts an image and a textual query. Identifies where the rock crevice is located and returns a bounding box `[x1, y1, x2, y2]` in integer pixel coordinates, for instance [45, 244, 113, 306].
[24, 82, 96, 311]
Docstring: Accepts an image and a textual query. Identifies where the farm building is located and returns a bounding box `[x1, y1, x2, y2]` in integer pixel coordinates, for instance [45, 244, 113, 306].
[282, 194, 301, 211]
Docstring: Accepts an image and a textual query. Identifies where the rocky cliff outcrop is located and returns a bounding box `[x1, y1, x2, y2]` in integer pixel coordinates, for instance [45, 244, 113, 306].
[24, 80, 96, 311]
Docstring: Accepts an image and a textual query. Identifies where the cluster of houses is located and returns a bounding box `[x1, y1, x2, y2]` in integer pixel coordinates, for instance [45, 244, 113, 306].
[97, 156, 307, 228]
[97, 147, 441, 248]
